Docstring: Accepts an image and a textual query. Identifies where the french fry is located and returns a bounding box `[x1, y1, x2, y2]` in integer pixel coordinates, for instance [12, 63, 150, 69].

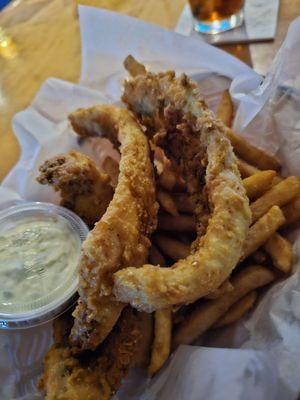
[251, 250, 267, 265]
[216, 90, 233, 127]
[241, 205, 285, 260]
[159, 168, 186, 192]
[282, 195, 300, 227]
[123, 55, 147, 77]
[134, 313, 154, 368]
[149, 244, 167, 266]
[213, 291, 257, 328]
[172, 193, 195, 213]
[172, 265, 275, 347]
[205, 279, 233, 300]
[225, 128, 281, 171]
[264, 233, 293, 274]
[149, 308, 172, 376]
[243, 170, 276, 200]
[158, 214, 196, 232]
[155, 234, 190, 260]
[237, 158, 261, 178]
[157, 190, 179, 216]
[250, 176, 300, 223]
[271, 175, 283, 185]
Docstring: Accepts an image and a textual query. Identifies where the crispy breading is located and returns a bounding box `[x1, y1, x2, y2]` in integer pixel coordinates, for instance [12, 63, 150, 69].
[68, 105, 158, 350]
[112, 60, 251, 312]
[37, 150, 113, 226]
[39, 308, 143, 400]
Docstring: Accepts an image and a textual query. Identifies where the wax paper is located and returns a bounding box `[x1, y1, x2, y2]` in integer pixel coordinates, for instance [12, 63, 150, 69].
[0, 7, 300, 400]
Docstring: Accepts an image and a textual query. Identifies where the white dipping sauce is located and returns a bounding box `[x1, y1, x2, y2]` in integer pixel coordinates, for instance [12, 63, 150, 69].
[0, 216, 80, 307]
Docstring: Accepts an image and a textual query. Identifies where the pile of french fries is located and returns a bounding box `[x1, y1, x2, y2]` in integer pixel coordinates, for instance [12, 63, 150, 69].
[148, 90, 300, 376]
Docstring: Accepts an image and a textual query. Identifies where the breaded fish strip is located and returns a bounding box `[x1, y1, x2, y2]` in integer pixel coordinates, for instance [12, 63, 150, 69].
[38, 150, 113, 226]
[113, 60, 251, 312]
[39, 308, 143, 400]
[69, 105, 158, 350]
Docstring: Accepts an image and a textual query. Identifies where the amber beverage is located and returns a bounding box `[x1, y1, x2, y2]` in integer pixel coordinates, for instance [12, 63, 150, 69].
[189, 0, 244, 34]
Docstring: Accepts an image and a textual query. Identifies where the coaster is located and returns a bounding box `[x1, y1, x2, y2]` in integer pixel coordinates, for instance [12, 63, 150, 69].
[175, 0, 279, 45]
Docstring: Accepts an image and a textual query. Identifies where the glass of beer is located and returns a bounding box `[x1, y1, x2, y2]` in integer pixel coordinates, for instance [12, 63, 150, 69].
[189, 0, 245, 34]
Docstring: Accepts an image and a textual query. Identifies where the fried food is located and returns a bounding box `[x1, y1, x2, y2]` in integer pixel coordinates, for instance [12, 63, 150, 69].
[264, 233, 293, 274]
[158, 214, 196, 232]
[216, 89, 233, 127]
[282, 195, 300, 227]
[157, 189, 179, 216]
[68, 105, 158, 350]
[204, 279, 233, 300]
[39, 308, 144, 400]
[37, 150, 113, 226]
[225, 130, 281, 171]
[171, 192, 195, 213]
[149, 244, 166, 266]
[102, 156, 119, 187]
[172, 265, 275, 347]
[237, 158, 261, 178]
[133, 312, 154, 368]
[241, 205, 285, 260]
[250, 176, 300, 223]
[149, 308, 172, 376]
[213, 291, 257, 328]
[113, 60, 251, 312]
[154, 233, 190, 261]
[215, 88, 281, 171]
[243, 170, 276, 200]
[158, 163, 186, 192]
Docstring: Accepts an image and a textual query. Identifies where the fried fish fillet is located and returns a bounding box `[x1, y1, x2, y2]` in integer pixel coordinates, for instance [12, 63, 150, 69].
[37, 150, 113, 226]
[69, 105, 158, 350]
[39, 308, 143, 400]
[112, 59, 251, 312]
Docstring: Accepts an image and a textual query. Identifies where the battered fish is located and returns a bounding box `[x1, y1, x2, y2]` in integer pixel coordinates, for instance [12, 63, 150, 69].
[113, 58, 251, 312]
[39, 307, 143, 400]
[69, 105, 158, 350]
[38, 150, 113, 227]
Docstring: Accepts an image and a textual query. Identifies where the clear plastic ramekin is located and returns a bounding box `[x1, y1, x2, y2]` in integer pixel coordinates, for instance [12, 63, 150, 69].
[0, 202, 89, 329]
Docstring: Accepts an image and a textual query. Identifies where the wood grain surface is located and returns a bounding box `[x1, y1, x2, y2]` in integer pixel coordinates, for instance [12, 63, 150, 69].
[0, 0, 299, 180]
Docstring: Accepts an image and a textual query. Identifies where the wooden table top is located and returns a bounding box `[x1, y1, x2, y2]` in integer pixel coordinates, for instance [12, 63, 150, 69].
[0, 0, 299, 181]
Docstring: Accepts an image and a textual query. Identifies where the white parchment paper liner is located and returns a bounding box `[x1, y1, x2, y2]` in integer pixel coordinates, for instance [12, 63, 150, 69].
[0, 7, 299, 400]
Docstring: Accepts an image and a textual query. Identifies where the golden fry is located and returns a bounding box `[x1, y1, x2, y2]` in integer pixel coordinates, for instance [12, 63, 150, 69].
[149, 308, 172, 376]
[264, 233, 293, 274]
[213, 291, 257, 328]
[149, 244, 167, 266]
[173, 265, 275, 347]
[237, 158, 261, 178]
[123, 55, 147, 77]
[241, 205, 285, 260]
[154, 234, 190, 260]
[225, 129, 281, 171]
[157, 190, 179, 216]
[205, 279, 233, 300]
[216, 90, 233, 127]
[159, 168, 186, 192]
[172, 193, 195, 213]
[243, 170, 276, 200]
[250, 176, 300, 223]
[282, 195, 300, 227]
[251, 250, 267, 265]
[134, 313, 154, 368]
[158, 214, 196, 232]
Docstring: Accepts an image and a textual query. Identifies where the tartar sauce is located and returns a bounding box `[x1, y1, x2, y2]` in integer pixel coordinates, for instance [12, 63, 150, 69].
[0, 215, 80, 308]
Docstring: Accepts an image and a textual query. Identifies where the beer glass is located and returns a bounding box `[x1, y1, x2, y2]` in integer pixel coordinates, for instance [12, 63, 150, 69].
[189, 0, 245, 34]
